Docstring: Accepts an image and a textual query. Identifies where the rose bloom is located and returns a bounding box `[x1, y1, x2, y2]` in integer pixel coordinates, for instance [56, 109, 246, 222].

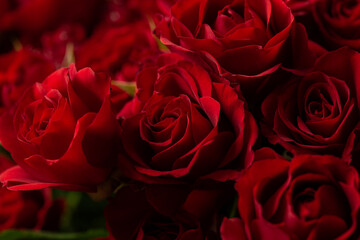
[0, 64, 120, 191]
[0, 154, 63, 232]
[312, 0, 360, 50]
[103, 0, 178, 26]
[261, 47, 360, 161]
[118, 53, 257, 184]
[221, 148, 360, 239]
[155, 0, 313, 92]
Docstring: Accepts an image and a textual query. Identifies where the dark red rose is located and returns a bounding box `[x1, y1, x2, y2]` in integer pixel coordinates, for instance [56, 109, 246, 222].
[261, 47, 360, 161]
[286, 0, 360, 51]
[118, 53, 257, 184]
[0, 0, 105, 44]
[0, 48, 55, 114]
[221, 148, 360, 240]
[0, 64, 120, 191]
[312, 0, 360, 50]
[155, 0, 314, 92]
[0, 154, 63, 232]
[75, 21, 159, 81]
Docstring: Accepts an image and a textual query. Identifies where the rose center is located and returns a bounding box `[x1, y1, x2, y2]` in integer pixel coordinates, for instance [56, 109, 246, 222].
[306, 88, 333, 119]
[294, 188, 318, 221]
[213, 4, 245, 35]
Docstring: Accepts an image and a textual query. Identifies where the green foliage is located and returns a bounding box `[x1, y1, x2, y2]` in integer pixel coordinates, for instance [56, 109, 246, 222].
[52, 190, 107, 232]
[112, 80, 136, 97]
[0, 229, 108, 240]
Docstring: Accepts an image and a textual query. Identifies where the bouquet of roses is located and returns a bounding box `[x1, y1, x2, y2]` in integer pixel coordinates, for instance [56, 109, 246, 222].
[0, 0, 360, 239]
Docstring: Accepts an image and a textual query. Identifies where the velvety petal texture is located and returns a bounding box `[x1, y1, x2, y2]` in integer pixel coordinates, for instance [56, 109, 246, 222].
[155, 0, 314, 92]
[0, 64, 119, 191]
[261, 47, 360, 161]
[118, 53, 257, 184]
[223, 148, 360, 239]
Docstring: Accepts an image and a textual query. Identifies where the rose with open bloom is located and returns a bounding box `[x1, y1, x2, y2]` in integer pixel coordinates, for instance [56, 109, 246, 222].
[155, 0, 313, 92]
[286, 0, 360, 51]
[118, 53, 257, 184]
[261, 47, 360, 161]
[0, 64, 119, 191]
[221, 148, 360, 239]
[312, 0, 360, 50]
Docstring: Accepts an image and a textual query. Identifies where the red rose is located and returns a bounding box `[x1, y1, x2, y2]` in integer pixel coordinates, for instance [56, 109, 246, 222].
[104, 185, 209, 240]
[0, 64, 119, 191]
[0, 154, 63, 231]
[75, 21, 159, 81]
[221, 148, 360, 239]
[0, 48, 55, 114]
[312, 0, 360, 50]
[155, 0, 313, 92]
[286, 0, 360, 51]
[118, 53, 257, 184]
[261, 47, 360, 160]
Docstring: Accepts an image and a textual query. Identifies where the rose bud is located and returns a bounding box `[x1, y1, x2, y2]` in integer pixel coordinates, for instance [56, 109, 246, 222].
[221, 148, 360, 240]
[118, 53, 257, 184]
[0, 64, 119, 192]
[155, 0, 314, 94]
[261, 47, 360, 161]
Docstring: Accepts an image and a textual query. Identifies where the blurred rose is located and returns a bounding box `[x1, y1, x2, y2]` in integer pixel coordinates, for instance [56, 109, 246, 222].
[0, 48, 55, 114]
[76, 21, 159, 81]
[0, 0, 105, 44]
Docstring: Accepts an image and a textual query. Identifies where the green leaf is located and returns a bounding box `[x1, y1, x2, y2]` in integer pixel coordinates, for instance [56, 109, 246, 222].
[146, 15, 169, 52]
[112, 81, 136, 97]
[62, 43, 75, 67]
[0, 229, 108, 240]
[52, 190, 107, 232]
